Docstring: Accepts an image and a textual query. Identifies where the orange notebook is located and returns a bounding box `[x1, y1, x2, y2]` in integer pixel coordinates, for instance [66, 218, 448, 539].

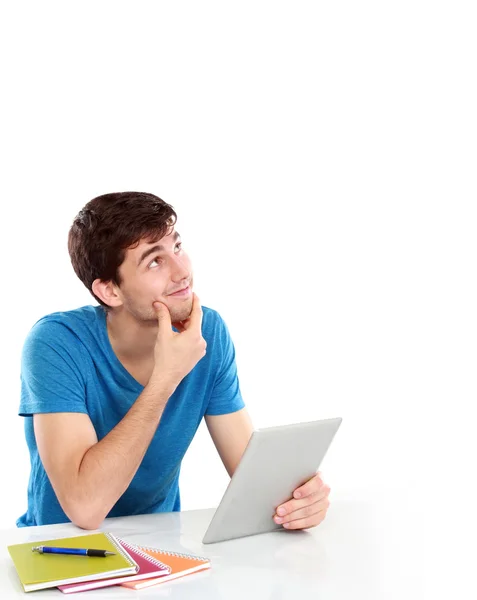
[120, 544, 210, 590]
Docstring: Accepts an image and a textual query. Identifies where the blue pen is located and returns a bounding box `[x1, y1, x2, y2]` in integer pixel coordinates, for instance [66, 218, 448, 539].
[32, 546, 115, 557]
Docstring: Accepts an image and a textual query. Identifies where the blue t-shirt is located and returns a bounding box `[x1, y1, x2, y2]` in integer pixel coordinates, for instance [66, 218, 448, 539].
[17, 305, 244, 527]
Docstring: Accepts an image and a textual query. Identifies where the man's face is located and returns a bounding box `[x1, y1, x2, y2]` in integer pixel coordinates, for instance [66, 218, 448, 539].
[115, 229, 193, 324]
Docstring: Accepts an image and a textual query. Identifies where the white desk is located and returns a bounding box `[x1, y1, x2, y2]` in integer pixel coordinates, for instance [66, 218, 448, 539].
[0, 492, 469, 599]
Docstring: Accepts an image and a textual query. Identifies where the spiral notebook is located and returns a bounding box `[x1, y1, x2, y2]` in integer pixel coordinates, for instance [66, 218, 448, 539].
[120, 544, 211, 590]
[7, 532, 138, 593]
[58, 537, 171, 593]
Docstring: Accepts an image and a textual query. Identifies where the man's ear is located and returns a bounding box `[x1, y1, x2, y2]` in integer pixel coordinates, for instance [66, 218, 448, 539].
[92, 279, 123, 308]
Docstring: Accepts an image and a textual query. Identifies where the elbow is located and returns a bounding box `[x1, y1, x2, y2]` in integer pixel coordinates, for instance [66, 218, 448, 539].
[69, 510, 105, 530]
[72, 515, 104, 531]
[61, 498, 107, 531]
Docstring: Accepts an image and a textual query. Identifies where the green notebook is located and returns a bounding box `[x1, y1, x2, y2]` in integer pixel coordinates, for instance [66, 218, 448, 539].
[7, 532, 138, 592]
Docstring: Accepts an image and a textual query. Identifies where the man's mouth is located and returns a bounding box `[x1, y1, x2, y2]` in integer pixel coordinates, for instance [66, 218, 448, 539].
[167, 285, 191, 297]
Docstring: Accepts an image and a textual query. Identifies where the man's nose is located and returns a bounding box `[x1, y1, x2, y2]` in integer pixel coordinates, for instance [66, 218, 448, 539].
[170, 255, 190, 281]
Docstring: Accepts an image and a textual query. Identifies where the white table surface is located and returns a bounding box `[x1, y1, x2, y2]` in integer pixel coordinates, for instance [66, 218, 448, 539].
[0, 490, 472, 599]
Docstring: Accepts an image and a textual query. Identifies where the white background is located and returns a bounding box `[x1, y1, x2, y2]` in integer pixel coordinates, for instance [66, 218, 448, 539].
[0, 1, 476, 593]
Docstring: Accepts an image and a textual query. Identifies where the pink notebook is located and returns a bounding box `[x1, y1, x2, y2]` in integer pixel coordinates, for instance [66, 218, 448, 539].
[121, 544, 211, 590]
[58, 537, 170, 594]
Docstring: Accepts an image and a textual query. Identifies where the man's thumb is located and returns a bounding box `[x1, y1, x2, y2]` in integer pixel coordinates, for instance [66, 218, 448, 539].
[153, 301, 171, 325]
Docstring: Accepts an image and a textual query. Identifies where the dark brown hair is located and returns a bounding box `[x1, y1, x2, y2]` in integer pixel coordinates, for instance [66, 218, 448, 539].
[68, 192, 177, 307]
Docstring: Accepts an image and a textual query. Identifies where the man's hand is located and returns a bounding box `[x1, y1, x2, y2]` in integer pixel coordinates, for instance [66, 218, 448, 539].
[273, 472, 330, 530]
[152, 293, 207, 389]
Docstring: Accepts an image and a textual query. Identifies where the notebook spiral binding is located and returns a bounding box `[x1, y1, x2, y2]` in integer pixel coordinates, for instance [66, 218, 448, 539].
[105, 534, 138, 569]
[136, 544, 210, 562]
[115, 538, 170, 572]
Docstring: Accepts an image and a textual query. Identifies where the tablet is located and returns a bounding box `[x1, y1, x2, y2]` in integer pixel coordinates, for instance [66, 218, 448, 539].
[202, 416, 342, 544]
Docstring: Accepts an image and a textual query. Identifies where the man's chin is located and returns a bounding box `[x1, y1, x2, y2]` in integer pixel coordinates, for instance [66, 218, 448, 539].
[169, 301, 193, 324]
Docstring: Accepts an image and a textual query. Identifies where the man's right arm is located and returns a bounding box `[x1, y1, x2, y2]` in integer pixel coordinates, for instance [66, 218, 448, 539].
[32, 294, 206, 530]
[34, 377, 174, 530]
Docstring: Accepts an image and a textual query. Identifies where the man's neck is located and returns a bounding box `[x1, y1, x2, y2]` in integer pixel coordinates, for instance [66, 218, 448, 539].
[106, 307, 157, 365]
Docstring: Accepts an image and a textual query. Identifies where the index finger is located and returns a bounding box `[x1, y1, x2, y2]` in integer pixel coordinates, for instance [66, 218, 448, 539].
[293, 472, 325, 499]
[153, 301, 173, 332]
[183, 293, 203, 332]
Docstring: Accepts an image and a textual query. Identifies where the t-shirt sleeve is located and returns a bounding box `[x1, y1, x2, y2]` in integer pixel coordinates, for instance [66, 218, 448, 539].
[205, 313, 245, 416]
[19, 319, 88, 417]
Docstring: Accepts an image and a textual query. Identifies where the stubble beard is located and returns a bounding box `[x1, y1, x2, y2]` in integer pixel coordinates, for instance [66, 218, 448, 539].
[129, 296, 194, 325]
[167, 297, 194, 324]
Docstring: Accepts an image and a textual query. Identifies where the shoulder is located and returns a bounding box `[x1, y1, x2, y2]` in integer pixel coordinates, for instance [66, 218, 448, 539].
[201, 305, 237, 355]
[201, 305, 223, 325]
[201, 305, 228, 335]
[23, 305, 104, 352]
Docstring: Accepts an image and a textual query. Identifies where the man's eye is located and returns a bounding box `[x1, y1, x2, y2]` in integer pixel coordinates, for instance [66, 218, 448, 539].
[149, 257, 162, 268]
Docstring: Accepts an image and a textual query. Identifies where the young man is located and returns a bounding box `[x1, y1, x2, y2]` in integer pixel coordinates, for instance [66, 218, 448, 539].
[18, 192, 330, 530]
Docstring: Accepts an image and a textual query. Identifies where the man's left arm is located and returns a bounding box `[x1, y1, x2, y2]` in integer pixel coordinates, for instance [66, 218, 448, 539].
[205, 408, 253, 477]
[205, 409, 331, 530]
